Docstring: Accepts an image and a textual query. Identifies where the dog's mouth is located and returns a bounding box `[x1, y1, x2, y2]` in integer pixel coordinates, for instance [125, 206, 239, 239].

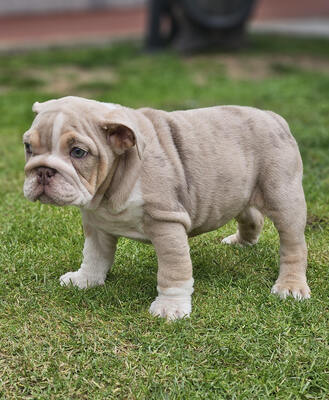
[28, 182, 67, 206]
[37, 187, 71, 206]
[37, 192, 55, 204]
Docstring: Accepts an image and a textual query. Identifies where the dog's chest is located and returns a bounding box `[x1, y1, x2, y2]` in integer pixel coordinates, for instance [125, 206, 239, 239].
[90, 180, 148, 241]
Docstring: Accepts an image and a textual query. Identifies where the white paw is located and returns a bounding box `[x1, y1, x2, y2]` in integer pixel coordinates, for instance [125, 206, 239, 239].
[59, 270, 105, 289]
[271, 280, 311, 300]
[149, 295, 191, 320]
[221, 233, 257, 246]
[222, 233, 240, 245]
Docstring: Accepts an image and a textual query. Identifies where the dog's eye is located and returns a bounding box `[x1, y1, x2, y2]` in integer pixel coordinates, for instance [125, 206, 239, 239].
[24, 143, 32, 154]
[70, 147, 88, 159]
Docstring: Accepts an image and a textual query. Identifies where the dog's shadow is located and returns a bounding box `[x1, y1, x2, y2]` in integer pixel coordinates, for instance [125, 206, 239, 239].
[58, 235, 278, 314]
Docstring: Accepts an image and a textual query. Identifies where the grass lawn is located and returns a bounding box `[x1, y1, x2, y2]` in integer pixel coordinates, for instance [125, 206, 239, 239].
[0, 35, 328, 399]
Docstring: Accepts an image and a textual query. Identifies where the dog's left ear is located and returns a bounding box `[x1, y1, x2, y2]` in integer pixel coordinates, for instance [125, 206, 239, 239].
[32, 102, 42, 114]
[32, 99, 57, 115]
[104, 124, 136, 155]
[101, 114, 145, 159]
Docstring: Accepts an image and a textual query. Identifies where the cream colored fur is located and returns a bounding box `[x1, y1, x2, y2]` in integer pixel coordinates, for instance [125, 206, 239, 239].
[23, 96, 310, 320]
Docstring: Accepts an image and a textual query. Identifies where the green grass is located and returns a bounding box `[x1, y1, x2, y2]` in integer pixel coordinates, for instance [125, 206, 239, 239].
[0, 35, 328, 399]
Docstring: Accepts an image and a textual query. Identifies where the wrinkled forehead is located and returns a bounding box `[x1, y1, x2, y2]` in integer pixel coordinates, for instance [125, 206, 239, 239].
[23, 111, 97, 154]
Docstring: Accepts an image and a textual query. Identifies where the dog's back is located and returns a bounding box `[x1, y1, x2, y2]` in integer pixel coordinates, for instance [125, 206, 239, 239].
[138, 105, 302, 234]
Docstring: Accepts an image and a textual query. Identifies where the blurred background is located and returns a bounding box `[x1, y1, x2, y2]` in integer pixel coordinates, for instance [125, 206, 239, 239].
[0, 0, 328, 51]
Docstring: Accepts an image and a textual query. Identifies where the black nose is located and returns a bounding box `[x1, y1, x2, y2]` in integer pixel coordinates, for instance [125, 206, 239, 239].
[36, 167, 57, 185]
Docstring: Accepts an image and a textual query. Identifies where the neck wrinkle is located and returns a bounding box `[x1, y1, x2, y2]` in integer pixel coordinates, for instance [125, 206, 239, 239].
[87, 156, 120, 210]
[105, 148, 141, 213]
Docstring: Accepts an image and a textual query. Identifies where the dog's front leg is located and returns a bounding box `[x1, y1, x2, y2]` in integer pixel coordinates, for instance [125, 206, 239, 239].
[60, 226, 117, 289]
[146, 219, 194, 320]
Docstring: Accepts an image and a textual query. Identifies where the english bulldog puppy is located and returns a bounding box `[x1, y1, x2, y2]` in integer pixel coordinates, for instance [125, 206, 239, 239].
[23, 96, 310, 319]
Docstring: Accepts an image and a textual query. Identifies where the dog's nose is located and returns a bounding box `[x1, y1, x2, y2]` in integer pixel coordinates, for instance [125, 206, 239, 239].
[36, 167, 57, 185]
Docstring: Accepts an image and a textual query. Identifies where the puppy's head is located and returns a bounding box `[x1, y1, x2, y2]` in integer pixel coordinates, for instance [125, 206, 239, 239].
[23, 96, 142, 208]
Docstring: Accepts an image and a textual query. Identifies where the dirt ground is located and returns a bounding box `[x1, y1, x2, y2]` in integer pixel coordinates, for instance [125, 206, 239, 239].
[2, 53, 328, 97]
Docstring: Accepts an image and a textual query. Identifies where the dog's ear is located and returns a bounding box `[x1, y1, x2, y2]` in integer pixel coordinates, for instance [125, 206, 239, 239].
[32, 101, 42, 114]
[32, 99, 57, 115]
[100, 112, 145, 159]
[103, 123, 136, 155]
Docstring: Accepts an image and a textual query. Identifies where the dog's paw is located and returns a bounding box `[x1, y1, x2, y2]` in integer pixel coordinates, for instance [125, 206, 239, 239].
[271, 280, 311, 300]
[149, 296, 191, 321]
[222, 233, 257, 246]
[221, 233, 240, 245]
[59, 270, 105, 289]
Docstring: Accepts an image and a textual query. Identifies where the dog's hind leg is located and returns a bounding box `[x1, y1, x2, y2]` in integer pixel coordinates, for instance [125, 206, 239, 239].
[222, 206, 264, 246]
[268, 203, 310, 300]
[264, 176, 310, 300]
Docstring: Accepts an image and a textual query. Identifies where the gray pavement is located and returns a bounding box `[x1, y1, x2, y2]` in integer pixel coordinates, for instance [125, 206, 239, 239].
[250, 18, 329, 39]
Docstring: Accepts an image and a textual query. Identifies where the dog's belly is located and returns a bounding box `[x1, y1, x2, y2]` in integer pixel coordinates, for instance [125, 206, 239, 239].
[187, 174, 254, 237]
[188, 202, 246, 237]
